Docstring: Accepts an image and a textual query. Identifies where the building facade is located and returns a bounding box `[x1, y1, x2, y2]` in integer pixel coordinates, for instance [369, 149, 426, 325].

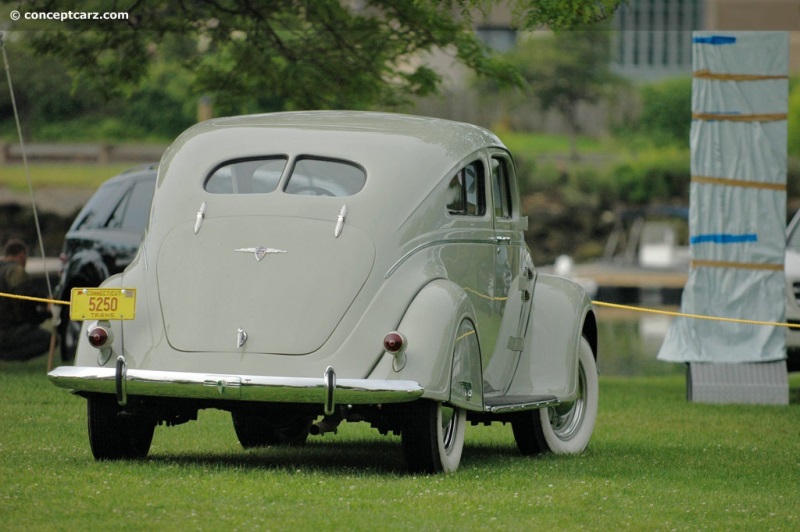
[612, 0, 800, 80]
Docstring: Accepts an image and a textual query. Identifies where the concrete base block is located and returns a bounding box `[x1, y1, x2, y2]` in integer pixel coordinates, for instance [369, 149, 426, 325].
[687, 361, 788, 405]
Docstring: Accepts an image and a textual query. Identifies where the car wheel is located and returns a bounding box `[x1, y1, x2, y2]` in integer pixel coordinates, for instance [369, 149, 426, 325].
[231, 409, 314, 448]
[512, 336, 598, 455]
[87, 394, 155, 460]
[401, 400, 466, 474]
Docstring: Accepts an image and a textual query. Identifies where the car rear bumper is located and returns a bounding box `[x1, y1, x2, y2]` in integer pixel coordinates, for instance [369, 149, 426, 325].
[48, 364, 424, 412]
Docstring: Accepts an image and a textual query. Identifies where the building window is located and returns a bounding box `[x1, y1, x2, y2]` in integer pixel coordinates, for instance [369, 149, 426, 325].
[611, 0, 703, 80]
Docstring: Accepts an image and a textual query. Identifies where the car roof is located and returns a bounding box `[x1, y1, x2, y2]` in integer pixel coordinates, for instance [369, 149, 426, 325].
[202, 111, 501, 147]
[152, 112, 510, 240]
[159, 111, 507, 189]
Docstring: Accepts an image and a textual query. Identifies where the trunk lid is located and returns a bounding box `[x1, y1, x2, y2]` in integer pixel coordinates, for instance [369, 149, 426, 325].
[157, 215, 374, 355]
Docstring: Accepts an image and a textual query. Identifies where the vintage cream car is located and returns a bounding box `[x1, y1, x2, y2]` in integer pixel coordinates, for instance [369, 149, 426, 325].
[49, 112, 598, 473]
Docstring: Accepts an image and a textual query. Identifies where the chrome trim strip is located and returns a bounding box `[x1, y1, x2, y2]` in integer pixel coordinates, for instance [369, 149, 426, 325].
[384, 238, 495, 278]
[141, 240, 149, 272]
[484, 397, 559, 414]
[48, 366, 424, 405]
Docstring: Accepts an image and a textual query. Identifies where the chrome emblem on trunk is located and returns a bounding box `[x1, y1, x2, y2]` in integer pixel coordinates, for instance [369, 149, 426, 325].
[234, 246, 288, 261]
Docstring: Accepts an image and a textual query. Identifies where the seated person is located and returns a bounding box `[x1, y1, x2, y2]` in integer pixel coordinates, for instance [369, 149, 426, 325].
[0, 239, 51, 361]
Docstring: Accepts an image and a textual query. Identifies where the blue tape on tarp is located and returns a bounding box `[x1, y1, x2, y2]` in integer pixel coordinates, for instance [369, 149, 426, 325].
[693, 36, 737, 45]
[690, 233, 758, 244]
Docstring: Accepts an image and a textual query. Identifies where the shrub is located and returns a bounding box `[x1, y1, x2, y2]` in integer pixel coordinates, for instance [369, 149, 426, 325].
[610, 147, 690, 204]
[616, 76, 692, 148]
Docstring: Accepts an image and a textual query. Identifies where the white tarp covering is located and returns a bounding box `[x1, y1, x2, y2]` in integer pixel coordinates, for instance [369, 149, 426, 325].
[658, 32, 788, 363]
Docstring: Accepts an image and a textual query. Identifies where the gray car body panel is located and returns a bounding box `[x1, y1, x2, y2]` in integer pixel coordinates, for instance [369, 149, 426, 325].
[50, 111, 594, 412]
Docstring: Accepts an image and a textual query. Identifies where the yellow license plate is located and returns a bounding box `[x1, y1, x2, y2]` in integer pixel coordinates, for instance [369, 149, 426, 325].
[70, 288, 136, 321]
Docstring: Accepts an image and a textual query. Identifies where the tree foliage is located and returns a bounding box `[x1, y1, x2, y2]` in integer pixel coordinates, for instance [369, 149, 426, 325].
[505, 29, 623, 159]
[7, 0, 623, 114]
[622, 76, 692, 148]
[514, 0, 621, 29]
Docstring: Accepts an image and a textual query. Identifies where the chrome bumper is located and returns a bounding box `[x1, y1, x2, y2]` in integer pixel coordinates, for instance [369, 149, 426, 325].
[48, 364, 424, 412]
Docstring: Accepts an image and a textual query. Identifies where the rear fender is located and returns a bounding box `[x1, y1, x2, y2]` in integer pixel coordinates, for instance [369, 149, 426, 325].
[368, 279, 482, 406]
[507, 273, 594, 400]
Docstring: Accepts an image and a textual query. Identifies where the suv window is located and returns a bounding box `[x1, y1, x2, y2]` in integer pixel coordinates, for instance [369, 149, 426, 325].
[447, 161, 485, 216]
[121, 179, 156, 231]
[285, 157, 366, 197]
[107, 179, 156, 231]
[205, 157, 288, 194]
[491, 157, 512, 219]
[71, 181, 124, 231]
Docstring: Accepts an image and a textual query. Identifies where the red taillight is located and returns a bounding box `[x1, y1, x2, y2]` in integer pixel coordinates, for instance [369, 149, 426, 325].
[87, 326, 110, 348]
[383, 332, 405, 353]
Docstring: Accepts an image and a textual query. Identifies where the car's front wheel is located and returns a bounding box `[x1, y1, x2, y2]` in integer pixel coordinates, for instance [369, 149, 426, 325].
[87, 394, 156, 460]
[401, 400, 466, 474]
[512, 336, 598, 455]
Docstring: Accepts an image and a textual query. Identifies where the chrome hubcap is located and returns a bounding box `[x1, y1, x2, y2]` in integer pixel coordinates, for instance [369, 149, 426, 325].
[548, 360, 586, 440]
[441, 405, 458, 453]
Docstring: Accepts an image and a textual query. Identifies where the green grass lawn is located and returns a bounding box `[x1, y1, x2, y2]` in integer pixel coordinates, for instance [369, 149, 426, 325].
[0, 163, 136, 191]
[1, 357, 798, 530]
[497, 131, 610, 158]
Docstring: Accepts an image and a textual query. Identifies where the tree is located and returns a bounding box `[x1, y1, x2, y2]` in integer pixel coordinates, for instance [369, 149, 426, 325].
[7, 0, 623, 114]
[0, 43, 104, 139]
[509, 29, 623, 160]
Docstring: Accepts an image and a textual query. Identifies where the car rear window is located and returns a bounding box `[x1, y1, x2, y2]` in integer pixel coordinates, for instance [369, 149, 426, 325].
[284, 157, 366, 197]
[205, 157, 288, 194]
[205, 156, 365, 197]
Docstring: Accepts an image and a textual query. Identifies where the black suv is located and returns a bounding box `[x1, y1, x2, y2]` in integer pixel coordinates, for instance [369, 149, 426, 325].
[56, 164, 157, 361]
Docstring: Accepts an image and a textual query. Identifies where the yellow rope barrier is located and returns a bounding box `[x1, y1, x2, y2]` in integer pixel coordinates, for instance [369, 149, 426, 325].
[0, 291, 70, 306]
[2, 291, 799, 330]
[592, 300, 800, 329]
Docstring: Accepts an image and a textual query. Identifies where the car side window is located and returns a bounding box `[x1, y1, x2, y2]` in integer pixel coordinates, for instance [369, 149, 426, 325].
[491, 157, 513, 219]
[284, 157, 366, 197]
[447, 161, 486, 216]
[205, 157, 288, 194]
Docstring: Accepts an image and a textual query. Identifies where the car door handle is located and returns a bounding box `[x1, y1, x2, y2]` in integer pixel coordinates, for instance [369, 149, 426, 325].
[493, 235, 512, 244]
